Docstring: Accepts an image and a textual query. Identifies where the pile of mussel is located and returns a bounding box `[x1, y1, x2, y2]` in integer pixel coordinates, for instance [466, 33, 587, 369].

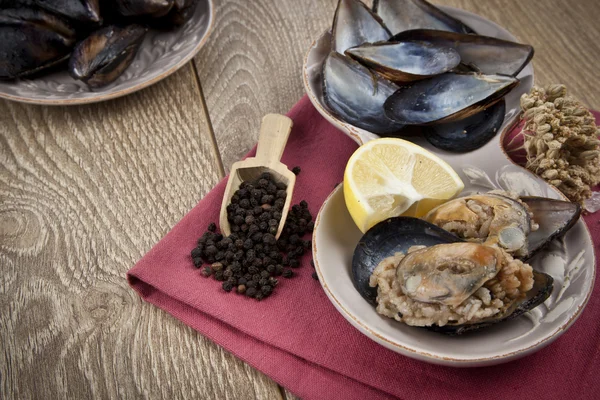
[352, 191, 581, 335]
[0, 0, 199, 88]
[323, 0, 534, 152]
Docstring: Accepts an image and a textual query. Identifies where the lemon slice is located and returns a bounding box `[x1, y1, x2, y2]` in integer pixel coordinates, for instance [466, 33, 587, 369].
[344, 138, 464, 233]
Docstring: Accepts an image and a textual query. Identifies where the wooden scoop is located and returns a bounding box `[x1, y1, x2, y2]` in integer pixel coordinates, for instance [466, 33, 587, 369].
[219, 114, 295, 239]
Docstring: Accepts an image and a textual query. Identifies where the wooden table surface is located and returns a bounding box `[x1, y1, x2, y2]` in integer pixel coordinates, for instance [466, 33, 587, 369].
[2, 0, 599, 398]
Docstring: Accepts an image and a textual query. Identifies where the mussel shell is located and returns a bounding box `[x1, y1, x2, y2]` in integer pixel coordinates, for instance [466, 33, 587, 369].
[332, 0, 391, 54]
[345, 40, 460, 82]
[68, 24, 146, 88]
[424, 99, 505, 152]
[323, 51, 404, 134]
[352, 217, 461, 305]
[373, 0, 474, 35]
[114, 0, 175, 17]
[36, 0, 101, 24]
[427, 270, 553, 335]
[161, 0, 199, 27]
[392, 29, 534, 77]
[521, 196, 582, 258]
[384, 72, 519, 125]
[0, 8, 76, 79]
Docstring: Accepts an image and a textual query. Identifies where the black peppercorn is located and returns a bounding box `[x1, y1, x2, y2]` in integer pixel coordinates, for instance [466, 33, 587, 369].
[201, 267, 213, 277]
[239, 199, 250, 209]
[312, 272, 319, 281]
[208, 222, 217, 232]
[222, 282, 234, 292]
[246, 287, 257, 297]
[276, 190, 286, 199]
[289, 258, 300, 268]
[192, 257, 202, 267]
[292, 166, 301, 175]
[282, 269, 294, 278]
[214, 270, 225, 281]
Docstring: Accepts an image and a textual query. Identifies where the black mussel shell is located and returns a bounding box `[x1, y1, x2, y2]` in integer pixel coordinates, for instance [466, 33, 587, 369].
[162, 0, 198, 27]
[384, 72, 519, 125]
[0, 8, 76, 79]
[332, 0, 391, 54]
[428, 270, 553, 335]
[424, 99, 505, 152]
[36, 0, 101, 24]
[392, 29, 534, 77]
[323, 51, 404, 135]
[352, 217, 461, 305]
[345, 40, 460, 83]
[373, 0, 474, 35]
[522, 196, 582, 258]
[68, 24, 147, 88]
[114, 0, 175, 18]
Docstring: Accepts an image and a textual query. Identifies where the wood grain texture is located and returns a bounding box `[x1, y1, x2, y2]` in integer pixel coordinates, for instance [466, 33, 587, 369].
[0, 64, 282, 400]
[193, 1, 600, 399]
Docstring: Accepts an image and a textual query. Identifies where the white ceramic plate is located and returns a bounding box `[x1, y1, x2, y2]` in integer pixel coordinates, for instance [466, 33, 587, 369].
[0, 0, 213, 105]
[309, 8, 596, 366]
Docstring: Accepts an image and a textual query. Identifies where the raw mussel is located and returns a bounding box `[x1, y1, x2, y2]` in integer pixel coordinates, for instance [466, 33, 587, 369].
[353, 216, 553, 335]
[392, 29, 534, 76]
[69, 24, 147, 88]
[332, 0, 391, 54]
[323, 51, 404, 134]
[373, 0, 474, 35]
[423, 191, 582, 259]
[345, 40, 460, 82]
[0, 7, 76, 79]
[384, 72, 519, 125]
[114, 0, 175, 18]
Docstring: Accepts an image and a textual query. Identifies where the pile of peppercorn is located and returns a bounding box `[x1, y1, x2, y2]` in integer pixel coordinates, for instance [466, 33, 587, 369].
[190, 169, 314, 300]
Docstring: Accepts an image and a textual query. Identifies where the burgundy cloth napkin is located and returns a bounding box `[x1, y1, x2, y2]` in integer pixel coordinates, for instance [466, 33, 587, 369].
[128, 96, 600, 400]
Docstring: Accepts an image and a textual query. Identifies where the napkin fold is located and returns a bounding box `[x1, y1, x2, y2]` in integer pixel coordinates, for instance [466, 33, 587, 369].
[128, 96, 600, 400]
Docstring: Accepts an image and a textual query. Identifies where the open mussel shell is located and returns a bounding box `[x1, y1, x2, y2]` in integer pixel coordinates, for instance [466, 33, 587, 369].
[332, 0, 391, 54]
[0, 8, 76, 79]
[352, 217, 461, 305]
[323, 51, 404, 134]
[427, 270, 553, 335]
[522, 196, 582, 258]
[392, 29, 534, 76]
[373, 0, 474, 35]
[384, 72, 519, 125]
[424, 99, 505, 152]
[114, 0, 175, 18]
[345, 40, 460, 82]
[69, 24, 147, 88]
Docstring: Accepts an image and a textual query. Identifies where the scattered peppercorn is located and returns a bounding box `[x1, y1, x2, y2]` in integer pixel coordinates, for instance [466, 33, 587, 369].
[312, 272, 319, 281]
[292, 166, 301, 175]
[190, 172, 314, 299]
[282, 269, 294, 278]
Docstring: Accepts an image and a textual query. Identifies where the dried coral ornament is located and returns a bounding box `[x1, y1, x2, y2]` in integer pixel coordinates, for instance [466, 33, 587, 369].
[514, 84, 600, 205]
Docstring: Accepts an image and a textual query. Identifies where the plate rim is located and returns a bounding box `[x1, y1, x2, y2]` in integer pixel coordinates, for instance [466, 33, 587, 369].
[0, 0, 215, 106]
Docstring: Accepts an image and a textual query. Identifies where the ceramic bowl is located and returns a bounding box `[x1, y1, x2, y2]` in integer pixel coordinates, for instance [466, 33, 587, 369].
[0, 0, 214, 105]
[309, 7, 596, 366]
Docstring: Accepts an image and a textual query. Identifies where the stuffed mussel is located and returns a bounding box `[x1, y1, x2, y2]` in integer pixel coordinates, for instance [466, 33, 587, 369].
[423, 190, 581, 259]
[352, 216, 554, 335]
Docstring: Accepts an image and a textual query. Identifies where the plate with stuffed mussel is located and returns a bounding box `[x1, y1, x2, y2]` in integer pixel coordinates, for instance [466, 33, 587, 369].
[310, 0, 596, 366]
[0, 0, 213, 104]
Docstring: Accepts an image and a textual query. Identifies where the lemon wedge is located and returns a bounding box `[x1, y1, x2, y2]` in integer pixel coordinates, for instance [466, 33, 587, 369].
[344, 138, 464, 233]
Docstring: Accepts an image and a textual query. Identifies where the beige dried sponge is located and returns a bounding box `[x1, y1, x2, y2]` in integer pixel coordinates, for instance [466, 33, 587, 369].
[519, 84, 600, 204]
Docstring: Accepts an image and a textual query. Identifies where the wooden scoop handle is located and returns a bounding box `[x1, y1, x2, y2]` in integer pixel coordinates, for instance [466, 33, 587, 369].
[254, 114, 294, 165]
